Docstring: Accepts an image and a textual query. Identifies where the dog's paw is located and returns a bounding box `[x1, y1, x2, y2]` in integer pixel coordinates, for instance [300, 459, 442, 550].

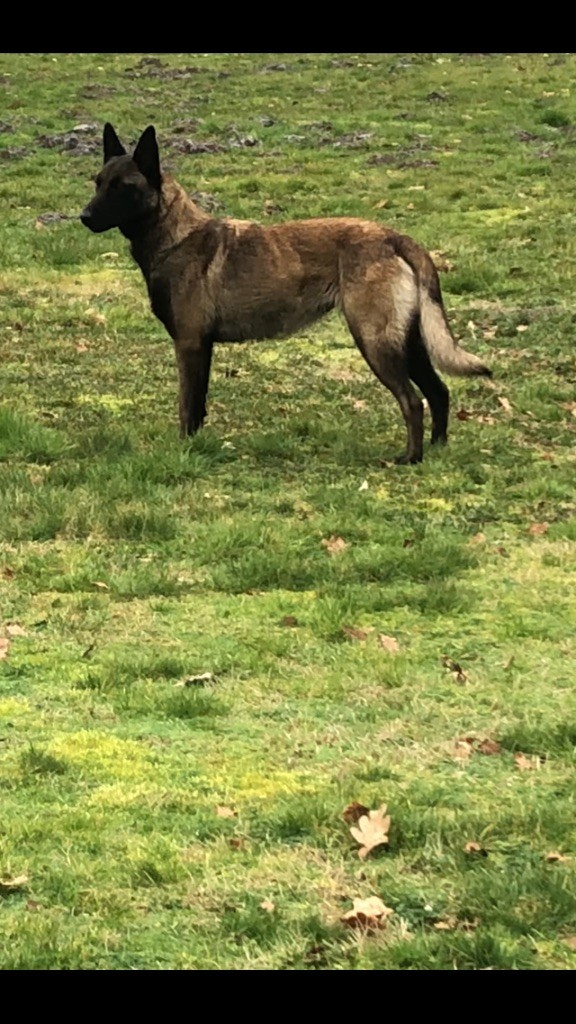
[393, 451, 423, 465]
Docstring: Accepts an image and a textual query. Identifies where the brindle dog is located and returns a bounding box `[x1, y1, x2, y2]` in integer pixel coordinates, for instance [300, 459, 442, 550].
[81, 124, 490, 463]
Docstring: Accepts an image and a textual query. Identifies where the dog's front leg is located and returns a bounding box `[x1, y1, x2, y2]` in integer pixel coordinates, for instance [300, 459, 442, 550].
[175, 339, 209, 437]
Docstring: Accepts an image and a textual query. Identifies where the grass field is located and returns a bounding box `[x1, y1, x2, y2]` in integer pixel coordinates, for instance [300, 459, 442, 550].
[1, 52, 576, 970]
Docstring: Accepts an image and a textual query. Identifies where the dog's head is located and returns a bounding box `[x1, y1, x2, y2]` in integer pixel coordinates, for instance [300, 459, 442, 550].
[81, 123, 161, 236]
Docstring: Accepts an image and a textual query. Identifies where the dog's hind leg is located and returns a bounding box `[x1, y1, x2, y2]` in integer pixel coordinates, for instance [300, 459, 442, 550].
[343, 306, 424, 463]
[355, 334, 424, 464]
[406, 318, 449, 445]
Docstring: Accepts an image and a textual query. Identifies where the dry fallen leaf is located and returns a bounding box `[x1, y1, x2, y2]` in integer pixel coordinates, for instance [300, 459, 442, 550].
[215, 805, 237, 819]
[497, 396, 513, 415]
[528, 522, 549, 536]
[430, 250, 454, 273]
[341, 896, 394, 930]
[476, 738, 502, 756]
[177, 672, 214, 688]
[456, 408, 472, 421]
[545, 851, 569, 864]
[0, 873, 29, 889]
[259, 899, 276, 913]
[228, 837, 247, 851]
[514, 751, 540, 771]
[91, 580, 109, 591]
[0, 638, 9, 661]
[453, 737, 475, 760]
[470, 532, 487, 545]
[378, 634, 400, 654]
[464, 841, 488, 857]
[373, 198, 389, 209]
[460, 917, 480, 932]
[434, 916, 458, 931]
[352, 398, 368, 412]
[342, 625, 368, 642]
[321, 535, 348, 556]
[2, 567, 15, 579]
[6, 623, 26, 637]
[442, 656, 468, 684]
[342, 802, 370, 825]
[350, 804, 391, 860]
[516, 323, 529, 333]
[279, 615, 299, 628]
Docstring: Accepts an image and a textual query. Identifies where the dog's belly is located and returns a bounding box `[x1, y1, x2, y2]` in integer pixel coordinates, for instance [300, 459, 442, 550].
[212, 304, 330, 343]
[211, 281, 338, 343]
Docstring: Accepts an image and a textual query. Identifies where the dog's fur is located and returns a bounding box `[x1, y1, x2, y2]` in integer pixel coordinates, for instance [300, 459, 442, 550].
[81, 124, 491, 463]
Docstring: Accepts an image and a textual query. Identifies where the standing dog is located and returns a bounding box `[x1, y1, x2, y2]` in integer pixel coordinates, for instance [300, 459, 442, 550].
[81, 124, 490, 463]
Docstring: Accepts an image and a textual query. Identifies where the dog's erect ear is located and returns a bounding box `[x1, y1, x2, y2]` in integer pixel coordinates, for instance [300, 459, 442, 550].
[103, 122, 126, 162]
[133, 125, 161, 190]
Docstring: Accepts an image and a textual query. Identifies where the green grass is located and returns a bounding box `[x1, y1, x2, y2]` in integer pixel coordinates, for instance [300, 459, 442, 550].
[1, 52, 576, 970]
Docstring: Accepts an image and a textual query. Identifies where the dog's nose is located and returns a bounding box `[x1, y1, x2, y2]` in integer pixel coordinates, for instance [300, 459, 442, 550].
[80, 209, 92, 227]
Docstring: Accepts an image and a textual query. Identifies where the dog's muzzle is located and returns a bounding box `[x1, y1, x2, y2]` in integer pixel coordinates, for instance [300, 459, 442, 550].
[80, 208, 95, 230]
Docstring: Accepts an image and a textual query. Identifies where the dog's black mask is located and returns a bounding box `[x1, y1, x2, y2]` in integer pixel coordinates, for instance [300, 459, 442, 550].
[81, 123, 160, 235]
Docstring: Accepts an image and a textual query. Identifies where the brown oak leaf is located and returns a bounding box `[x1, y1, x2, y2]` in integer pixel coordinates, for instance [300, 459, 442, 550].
[6, 623, 26, 637]
[528, 522, 549, 536]
[0, 873, 29, 889]
[430, 250, 454, 273]
[434, 916, 458, 931]
[341, 896, 393, 930]
[497, 396, 513, 415]
[215, 805, 237, 819]
[350, 804, 391, 860]
[442, 656, 468, 683]
[342, 802, 370, 825]
[342, 625, 368, 641]
[453, 737, 475, 760]
[378, 634, 400, 654]
[514, 752, 538, 770]
[464, 841, 488, 857]
[321, 535, 348, 556]
[476, 738, 501, 756]
[279, 615, 299, 627]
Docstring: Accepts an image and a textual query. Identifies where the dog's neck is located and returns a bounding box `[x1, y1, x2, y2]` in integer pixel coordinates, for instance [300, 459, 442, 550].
[127, 174, 210, 279]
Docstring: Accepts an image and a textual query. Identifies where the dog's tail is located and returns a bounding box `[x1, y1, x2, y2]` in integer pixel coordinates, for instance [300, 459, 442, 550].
[395, 235, 492, 378]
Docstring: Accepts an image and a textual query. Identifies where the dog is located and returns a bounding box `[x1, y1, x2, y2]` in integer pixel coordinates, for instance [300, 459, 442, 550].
[81, 123, 491, 464]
